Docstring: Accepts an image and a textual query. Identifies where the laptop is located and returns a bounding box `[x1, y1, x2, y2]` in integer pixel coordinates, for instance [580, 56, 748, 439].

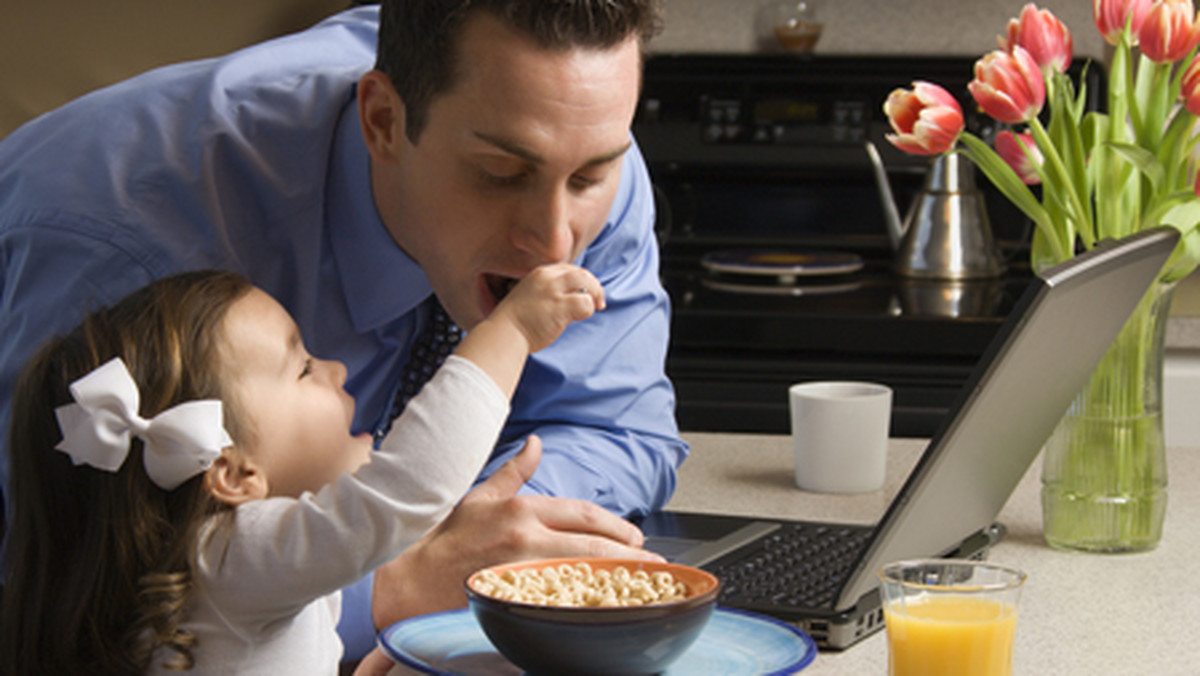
[638, 227, 1179, 649]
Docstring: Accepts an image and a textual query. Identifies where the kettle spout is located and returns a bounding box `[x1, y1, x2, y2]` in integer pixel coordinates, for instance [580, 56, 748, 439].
[865, 141, 905, 250]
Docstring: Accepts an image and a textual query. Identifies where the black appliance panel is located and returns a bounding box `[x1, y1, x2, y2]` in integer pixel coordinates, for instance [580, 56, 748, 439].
[637, 55, 1103, 436]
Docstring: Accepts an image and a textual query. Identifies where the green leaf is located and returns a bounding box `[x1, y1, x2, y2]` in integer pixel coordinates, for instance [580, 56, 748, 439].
[1029, 118, 1090, 247]
[1163, 228, 1200, 283]
[1091, 143, 1141, 241]
[1152, 199, 1200, 282]
[958, 135, 1041, 217]
[1109, 39, 1133, 143]
[1142, 190, 1196, 229]
[1132, 53, 1158, 142]
[958, 133, 1066, 259]
[1056, 90, 1090, 231]
[1071, 62, 1090, 120]
[1157, 199, 1200, 234]
[1080, 112, 1108, 153]
[1157, 110, 1199, 192]
[1031, 224, 1065, 270]
[1107, 142, 1166, 194]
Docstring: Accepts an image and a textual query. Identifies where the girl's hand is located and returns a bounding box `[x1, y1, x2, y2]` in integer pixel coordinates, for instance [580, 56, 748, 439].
[491, 263, 605, 353]
[453, 263, 605, 399]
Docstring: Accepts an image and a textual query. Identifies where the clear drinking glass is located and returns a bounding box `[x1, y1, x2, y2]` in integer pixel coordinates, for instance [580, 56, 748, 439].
[878, 559, 1026, 676]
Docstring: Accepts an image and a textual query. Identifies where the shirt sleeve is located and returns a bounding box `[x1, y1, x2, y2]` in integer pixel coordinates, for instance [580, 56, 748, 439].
[196, 355, 508, 629]
[335, 573, 378, 661]
[481, 140, 691, 518]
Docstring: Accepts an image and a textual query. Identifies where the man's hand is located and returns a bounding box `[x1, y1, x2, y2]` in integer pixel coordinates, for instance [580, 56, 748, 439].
[350, 648, 395, 676]
[370, 434, 664, 627]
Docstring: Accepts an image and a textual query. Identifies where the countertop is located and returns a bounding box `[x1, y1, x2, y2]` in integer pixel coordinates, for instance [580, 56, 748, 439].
[668, 432, 1200, 675]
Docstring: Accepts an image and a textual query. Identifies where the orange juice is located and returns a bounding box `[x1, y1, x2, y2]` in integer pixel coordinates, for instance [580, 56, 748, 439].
[884, 596, 1017, 676]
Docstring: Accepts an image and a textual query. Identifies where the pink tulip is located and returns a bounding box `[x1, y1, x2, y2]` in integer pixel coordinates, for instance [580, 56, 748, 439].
[1181, 54, 1200, 114]
[968, 47, 1047, 124]
[995, 130, 1043, 184]
[1002, 3, 1074, 74]
[1138, 0, 1200, 63]
[1093, 0, 1154, 45]
[883, 81, 965, 156]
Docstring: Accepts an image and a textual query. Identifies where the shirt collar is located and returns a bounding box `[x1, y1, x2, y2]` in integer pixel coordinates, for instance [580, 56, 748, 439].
[327, 93, 432, 331]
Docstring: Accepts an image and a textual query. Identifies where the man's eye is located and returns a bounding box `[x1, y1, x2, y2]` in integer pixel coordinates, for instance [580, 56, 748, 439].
[570, 174, 603, 190]
[478, 168, 528, 187]
[300, 358, 313, 379]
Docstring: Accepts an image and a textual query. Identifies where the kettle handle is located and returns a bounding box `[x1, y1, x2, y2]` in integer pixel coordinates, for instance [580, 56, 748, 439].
[865, 141, 905, 250]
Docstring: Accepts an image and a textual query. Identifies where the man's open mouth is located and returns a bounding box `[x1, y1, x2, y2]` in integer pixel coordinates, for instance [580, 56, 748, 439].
[484, 274, 519, 304]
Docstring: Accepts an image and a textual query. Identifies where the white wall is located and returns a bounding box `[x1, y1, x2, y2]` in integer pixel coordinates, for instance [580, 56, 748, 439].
[651, 0, 1106, 62]
[3, 1, 1109, 138]
[0, 0, 348, 139]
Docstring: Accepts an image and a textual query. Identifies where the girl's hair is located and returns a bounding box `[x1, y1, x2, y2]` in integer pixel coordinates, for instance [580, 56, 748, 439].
[1, 270, 253, 675]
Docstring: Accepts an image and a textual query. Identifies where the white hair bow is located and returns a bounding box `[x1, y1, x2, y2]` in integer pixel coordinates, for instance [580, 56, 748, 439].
[54, 357, 232, 490]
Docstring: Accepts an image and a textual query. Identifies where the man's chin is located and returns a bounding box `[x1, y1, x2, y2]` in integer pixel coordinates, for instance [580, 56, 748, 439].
[479, 273, 519, 315]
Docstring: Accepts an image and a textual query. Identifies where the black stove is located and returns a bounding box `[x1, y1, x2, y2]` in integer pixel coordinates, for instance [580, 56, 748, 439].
[636, 54, 1101, 437]
[661, 240, 1030, 436]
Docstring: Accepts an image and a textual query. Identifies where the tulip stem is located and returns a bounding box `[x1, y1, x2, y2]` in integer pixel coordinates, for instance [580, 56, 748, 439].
[958, 133, 1070, 263]
[1028, 117, 1090, 253]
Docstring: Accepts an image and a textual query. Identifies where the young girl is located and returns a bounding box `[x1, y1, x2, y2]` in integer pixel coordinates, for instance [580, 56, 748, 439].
[0, 264, 605, 675]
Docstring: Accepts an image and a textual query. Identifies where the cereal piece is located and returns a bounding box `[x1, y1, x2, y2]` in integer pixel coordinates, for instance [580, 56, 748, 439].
[477, 564, 693, 607]
[613, 566, 631, 586]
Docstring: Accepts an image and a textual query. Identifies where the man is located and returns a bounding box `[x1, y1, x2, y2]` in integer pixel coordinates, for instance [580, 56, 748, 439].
[0, 0, 686, 662]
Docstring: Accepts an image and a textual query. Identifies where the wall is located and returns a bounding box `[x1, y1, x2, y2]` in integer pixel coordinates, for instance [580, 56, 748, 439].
[2, 1, 1108, 138]
[0, 0, 349, 139]
[651, 0, 1106, 61]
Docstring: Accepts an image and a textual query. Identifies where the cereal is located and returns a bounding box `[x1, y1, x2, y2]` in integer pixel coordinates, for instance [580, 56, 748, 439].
[473, 562, 691, 607]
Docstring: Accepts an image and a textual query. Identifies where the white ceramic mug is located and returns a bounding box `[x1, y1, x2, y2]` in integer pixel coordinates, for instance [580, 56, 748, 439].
[789, 381, 892, 493]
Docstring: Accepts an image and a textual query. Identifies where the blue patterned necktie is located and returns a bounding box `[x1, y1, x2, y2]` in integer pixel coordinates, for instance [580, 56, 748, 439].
[375, 298, 462, 442]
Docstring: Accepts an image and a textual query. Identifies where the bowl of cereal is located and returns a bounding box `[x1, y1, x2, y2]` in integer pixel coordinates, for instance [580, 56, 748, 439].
[465, 557, 721, 676]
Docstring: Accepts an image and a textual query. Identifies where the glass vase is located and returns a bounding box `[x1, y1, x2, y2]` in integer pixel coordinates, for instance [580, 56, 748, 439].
[1040, 280, 1176, 553]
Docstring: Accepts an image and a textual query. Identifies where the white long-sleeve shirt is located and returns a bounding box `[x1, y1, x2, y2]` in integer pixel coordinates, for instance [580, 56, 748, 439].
[147, 355, 507, 674]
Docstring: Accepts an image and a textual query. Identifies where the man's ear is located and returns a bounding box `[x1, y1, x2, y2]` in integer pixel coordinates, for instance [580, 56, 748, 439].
[205, 450, 269, 506]
[358, 69, 407, 162]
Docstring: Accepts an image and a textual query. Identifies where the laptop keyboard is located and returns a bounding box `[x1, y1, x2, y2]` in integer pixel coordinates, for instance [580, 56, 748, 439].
[707, 523, 873, 610]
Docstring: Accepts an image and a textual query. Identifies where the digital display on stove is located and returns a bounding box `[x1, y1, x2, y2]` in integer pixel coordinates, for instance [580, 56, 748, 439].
[753, 99, 822, 124]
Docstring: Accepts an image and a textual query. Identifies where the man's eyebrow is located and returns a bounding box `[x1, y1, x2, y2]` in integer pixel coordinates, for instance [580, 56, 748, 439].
[472, 131, 631, 167]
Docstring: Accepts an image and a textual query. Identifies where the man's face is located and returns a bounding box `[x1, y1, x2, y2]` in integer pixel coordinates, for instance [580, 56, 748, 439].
[370, 13, 642, 329]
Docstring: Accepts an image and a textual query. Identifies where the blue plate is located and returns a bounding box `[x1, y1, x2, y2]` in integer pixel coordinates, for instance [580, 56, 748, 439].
[378, 606, 817, 675]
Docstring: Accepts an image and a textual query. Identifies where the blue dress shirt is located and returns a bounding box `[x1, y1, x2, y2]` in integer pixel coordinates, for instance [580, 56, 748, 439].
[0, 6, 687, 661]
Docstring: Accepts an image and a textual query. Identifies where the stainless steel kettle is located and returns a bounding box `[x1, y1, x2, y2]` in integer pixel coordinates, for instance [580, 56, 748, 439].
[866, 142, 1006, 280]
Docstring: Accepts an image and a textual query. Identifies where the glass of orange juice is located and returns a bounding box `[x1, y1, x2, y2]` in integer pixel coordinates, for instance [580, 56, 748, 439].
[878, 559, 1026, 676]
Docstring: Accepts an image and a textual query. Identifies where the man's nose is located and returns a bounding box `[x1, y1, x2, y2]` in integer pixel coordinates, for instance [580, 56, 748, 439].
[512, 188, 575, 263]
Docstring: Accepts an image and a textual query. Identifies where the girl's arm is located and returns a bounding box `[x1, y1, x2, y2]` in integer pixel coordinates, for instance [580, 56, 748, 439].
[195, 355, 507, 627]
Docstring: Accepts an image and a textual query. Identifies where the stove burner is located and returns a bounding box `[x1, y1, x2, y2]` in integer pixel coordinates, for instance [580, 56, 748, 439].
[701, 274, 864, 297]
[700, 249, 864, 284]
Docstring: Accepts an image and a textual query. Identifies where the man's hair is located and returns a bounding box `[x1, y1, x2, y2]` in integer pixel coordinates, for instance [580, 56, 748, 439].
[0, 270, 253, 675]
[375, 0, 663, 143]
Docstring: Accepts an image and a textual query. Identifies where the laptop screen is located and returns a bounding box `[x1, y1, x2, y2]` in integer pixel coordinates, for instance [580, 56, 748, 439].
[835, 227, 1179, 606]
